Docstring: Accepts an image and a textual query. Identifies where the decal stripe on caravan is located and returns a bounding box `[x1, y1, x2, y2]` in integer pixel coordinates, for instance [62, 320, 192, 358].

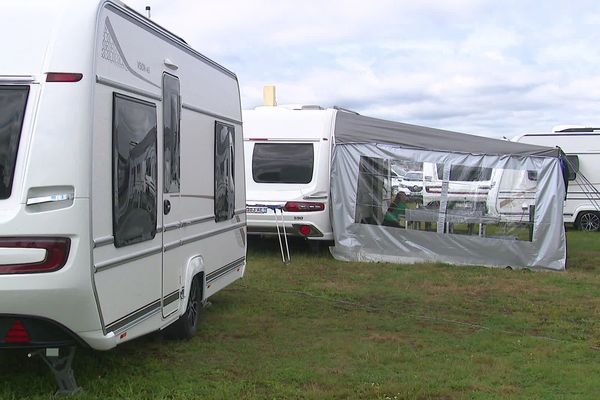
[206, 257, 246, 284]
[163, 291, 180, 307]
[94, 211, 245, 249]
[105, 289, 180, 334]
[106, 3, 237, 79]
[94, 224, 246, 271]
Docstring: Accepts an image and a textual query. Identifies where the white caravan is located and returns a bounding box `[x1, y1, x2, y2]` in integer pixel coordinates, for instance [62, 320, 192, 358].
[421, 162, 493, 210]
[486, 167, 538, 224]
[513, 126, 600, 231]
[0, 0, 246, 391]
[243, 104, 336, 244]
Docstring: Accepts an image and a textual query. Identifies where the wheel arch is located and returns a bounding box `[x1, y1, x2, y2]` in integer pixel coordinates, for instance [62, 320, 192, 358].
[183, 256, 206, 308]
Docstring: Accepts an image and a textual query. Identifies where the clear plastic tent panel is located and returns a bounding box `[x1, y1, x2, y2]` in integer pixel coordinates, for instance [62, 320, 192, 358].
[331, 144, 566, 270]
[355, 157, 538, 242]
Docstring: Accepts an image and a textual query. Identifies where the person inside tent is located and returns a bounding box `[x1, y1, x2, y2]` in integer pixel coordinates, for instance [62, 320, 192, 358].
[383, 191, 408, 228]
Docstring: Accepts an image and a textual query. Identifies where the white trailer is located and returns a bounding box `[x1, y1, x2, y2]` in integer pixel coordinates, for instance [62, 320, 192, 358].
[513, 127, 600, 231]
[0, 0, 246, 392]
[243, 103, 336, 246]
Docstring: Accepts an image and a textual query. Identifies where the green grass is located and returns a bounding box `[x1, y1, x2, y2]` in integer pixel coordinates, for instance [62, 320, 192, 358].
[1, 231, 600, 399]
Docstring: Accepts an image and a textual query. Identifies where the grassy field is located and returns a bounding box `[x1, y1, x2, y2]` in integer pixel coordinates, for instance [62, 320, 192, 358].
[1, 231, 599, 399]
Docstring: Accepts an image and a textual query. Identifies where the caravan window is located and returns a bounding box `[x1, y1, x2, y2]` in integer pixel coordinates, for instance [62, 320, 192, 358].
[252, 143, 314, 184]
[0, 86, 29, 199]
[162, 74, 180, 193]
[566, 155, 579, 181]
[215, 121, 235, 222]
[112, 93, 158, 248]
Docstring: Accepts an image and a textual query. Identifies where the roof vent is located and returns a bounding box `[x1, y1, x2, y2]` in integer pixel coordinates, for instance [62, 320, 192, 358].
[263, 85, 277, 107]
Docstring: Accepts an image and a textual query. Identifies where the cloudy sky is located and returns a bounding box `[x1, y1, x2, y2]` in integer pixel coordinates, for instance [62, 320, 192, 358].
[128, 0, 600, 138]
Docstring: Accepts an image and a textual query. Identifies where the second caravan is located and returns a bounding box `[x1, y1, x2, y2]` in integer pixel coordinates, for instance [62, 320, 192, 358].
[243, 99, 337, 244]
[513, 127, 600, 231]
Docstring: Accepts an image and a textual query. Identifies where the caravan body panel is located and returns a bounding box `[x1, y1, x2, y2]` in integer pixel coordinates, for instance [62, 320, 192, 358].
[0, 0, 101, 345]
[0, 0, 246, 351]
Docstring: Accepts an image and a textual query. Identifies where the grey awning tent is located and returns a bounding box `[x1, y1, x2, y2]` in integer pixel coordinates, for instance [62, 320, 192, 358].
[330, 112, 566, 270]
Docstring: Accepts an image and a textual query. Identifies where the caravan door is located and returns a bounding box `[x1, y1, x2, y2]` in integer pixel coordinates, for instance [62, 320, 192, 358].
[161, 73, 183, 317]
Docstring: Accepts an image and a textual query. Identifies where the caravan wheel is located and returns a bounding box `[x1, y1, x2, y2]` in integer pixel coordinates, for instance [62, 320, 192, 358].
[164, 276, 202, 340]
[576, 211, 600, 232]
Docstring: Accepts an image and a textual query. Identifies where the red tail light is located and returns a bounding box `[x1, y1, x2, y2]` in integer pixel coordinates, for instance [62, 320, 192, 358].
[297, 225, 312, 236]
[4, 320, 31, 343]
[0, 238, 70, 274]
[46, 72, 83, 83]
[283, 202, 325, 212]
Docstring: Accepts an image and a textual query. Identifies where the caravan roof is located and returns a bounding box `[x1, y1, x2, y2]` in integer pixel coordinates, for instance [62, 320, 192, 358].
[243, 106, 336, 141]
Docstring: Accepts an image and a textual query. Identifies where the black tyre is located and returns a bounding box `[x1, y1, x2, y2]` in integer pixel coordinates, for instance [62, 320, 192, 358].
[164, 276, 202, 340]
[575, 211, 600, 232]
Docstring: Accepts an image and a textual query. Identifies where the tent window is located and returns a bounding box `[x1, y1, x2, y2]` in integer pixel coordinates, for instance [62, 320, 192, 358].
[252, 143, 314, 184]
[355, 157, 389, 224]
[354, 156, 537, 242]
[112, 93, 158, 248]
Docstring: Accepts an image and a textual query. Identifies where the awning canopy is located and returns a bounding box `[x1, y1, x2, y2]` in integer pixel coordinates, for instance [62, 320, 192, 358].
[330, 111, 566, 271]
[334, 112, 560, 158]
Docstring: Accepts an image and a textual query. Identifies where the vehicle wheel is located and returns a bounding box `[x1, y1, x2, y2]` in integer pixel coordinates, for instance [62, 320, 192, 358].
[576, 211, 600, 232]
[164, 276, 202, 340]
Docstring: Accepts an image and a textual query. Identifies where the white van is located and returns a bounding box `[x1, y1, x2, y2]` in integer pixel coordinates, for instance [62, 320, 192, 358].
[513, 127, 600, 231]
[243, 105, 336, 244]
[0, 0, 246, 391]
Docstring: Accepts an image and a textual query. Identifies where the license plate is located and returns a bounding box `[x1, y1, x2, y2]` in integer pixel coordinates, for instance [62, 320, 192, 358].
[246, 206, 268, 214]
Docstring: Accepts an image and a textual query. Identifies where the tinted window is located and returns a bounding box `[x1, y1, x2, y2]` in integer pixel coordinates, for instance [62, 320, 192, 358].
[0, 86, 29, 199]
[566, 155, 579, 181]
[163, 74, 180, 193]
[215, 121, 235, 222]
[252, 143, 314, 184]
[112, 93, 158, 247]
